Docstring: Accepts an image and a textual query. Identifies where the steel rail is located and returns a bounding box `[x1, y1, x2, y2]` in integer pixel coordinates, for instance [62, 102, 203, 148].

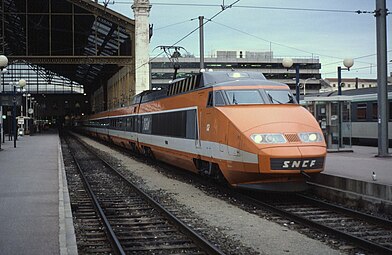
[240, 194, 392, 254]
[297, 193, 392, 226]
[72, 133, 226, 255]
[69, 144, 126, 255]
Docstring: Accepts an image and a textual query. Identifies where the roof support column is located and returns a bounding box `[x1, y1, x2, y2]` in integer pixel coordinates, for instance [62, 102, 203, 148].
[132, 0, 151, 94]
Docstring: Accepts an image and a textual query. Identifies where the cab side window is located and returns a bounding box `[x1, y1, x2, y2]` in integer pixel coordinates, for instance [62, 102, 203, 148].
[207, 92, 213, 107]
[214, 91, 225, 106]
[207, 91, 226, 107]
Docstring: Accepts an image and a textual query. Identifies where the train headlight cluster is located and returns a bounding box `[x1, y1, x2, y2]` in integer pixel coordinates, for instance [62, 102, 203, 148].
[250, 133, 287, 144]
[299, 132, 323, 142]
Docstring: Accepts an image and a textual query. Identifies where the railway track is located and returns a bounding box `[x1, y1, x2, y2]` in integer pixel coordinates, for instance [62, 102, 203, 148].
[62, 133, 225, 255]
[70, 132, 392, 254]
[62, 141, 113, 254]
[242, 192, 392, 254]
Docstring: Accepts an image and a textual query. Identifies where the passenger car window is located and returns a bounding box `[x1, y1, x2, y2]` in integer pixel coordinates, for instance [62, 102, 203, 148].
[356, 103, 367, 120]
[225, 90, 264, 105]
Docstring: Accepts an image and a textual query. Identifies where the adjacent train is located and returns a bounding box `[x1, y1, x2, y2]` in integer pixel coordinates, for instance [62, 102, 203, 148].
[308, 87, 392, 147]
[346, 87, 392, 146]
[79, 71, 326, 192]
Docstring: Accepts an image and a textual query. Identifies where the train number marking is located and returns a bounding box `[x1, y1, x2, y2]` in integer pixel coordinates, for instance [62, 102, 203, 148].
[282, 160, 316, 168]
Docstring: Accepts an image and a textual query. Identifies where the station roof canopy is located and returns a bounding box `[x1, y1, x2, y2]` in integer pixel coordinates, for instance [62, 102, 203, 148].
[1, 0, 134, 94]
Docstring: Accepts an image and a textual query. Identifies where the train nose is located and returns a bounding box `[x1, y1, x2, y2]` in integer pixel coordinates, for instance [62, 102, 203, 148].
[258, 146, 326, 173]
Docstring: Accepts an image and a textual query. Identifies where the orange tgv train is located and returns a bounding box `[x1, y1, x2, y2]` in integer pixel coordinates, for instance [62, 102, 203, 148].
[80, 71, 326, 192]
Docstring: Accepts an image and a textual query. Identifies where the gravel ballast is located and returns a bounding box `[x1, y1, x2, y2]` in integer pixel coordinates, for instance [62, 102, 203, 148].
[76, 134, 342, 255]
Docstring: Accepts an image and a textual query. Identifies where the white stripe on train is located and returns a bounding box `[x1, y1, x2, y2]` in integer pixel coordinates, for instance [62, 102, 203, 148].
[86, 127, 258, 164]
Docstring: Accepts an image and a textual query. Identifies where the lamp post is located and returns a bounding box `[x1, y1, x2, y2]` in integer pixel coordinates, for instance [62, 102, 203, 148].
[24, 93, 31, 134]
[337, 58, 354, 148]
[302, 77, 316, 96]
[282, 58, 300, 103]
[12, 79, 26, 148]
[0, 55, 8, 150]
[337, 58, 354, 95]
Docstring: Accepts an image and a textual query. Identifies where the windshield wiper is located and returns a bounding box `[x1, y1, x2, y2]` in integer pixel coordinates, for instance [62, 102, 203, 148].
[288, 94, 295, 103]
[232, 93, 238, 105]
[267, 93, 283, 104]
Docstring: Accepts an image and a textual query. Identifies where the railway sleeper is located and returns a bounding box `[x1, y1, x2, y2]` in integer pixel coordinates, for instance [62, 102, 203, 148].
[123, 243, 199, 252]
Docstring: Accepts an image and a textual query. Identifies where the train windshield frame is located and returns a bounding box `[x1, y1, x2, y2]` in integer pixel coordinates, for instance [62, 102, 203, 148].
[224, 90, 265, 105]
[265, 89, 297, 104]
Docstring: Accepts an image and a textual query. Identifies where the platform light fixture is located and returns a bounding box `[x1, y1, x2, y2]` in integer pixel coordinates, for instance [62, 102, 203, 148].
[337, 58, 354, 95]
[12, 79, 27, 148]
[337, 58, 354, 149]
[302, 77, 316, 96]
[282, 57, 300, 103]
[0, 55, 8, 149]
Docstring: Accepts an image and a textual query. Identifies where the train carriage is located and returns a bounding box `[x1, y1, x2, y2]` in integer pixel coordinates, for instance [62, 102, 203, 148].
[81, 71, 326, 192]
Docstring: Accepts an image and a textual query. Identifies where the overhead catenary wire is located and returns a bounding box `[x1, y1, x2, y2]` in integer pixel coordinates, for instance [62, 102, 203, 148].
[322, 50, 392, 67]
[321, 61, 392, 76]
[154, 19, 196, 31]
[209, 20, 343, 60]
[136, 0, 241, 71]
[209, 20, 392, 70]
[112, 1, 374, 15]
[108, 1, 389, 77]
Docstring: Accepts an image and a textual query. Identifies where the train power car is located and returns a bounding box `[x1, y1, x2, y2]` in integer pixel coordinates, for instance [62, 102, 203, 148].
[81, 71, 326, 192]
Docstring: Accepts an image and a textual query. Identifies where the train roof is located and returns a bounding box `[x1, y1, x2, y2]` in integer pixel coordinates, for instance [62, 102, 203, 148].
[200, 71, 267, 86]
[303, 86, 392, 102]
[321, 86, 392, 97]
[129, 71, 289, 105]
[167, 71, 287, 96]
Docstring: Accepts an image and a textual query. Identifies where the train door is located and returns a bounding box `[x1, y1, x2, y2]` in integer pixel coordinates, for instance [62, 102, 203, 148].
[203, 92, 215, 159]
[227, 124, 241, 157]
[199, 91, 229, 160]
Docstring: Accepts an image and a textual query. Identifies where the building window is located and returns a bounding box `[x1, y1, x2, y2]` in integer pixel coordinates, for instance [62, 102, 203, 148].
[333, 84, 336, 87]
[362, 84, 365, 88]
[347, 84, 351, 88]
[369, 84, 372, 88]
[357, 103, 367, 120]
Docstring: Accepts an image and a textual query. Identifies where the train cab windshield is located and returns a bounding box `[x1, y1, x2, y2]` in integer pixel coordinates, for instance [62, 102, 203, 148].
[265, 90, 296, 104]
[209, 89, 296, 106]
[225, 90, 264, 105]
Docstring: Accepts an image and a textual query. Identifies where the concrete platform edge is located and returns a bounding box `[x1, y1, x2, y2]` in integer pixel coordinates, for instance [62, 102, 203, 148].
[313, 173, 392, 201]
[58, 139, 78, 255]
[309, 173, 392, 214]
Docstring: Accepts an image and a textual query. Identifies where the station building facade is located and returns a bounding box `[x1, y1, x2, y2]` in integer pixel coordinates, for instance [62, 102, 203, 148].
[150, 50, 322, 94]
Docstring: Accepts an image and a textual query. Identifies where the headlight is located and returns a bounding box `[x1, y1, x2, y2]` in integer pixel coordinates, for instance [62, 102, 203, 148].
[250, 133, 286, 144]
[299, 132, 323, 142]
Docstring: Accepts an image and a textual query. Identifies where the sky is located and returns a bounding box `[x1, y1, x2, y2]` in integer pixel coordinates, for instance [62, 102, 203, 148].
[105, 0, 391, 79]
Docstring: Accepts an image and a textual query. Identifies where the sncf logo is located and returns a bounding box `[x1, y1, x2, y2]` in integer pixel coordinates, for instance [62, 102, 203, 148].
[283, 160, 317, 169]
[270, 158, 324, 170]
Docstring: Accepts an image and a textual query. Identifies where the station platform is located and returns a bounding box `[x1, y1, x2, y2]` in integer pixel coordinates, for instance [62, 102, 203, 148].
[310, 146, 392, 210]
[325, 146, 392, 185]
[0, 131, 77, 255]
[0, 132, 390, 254]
